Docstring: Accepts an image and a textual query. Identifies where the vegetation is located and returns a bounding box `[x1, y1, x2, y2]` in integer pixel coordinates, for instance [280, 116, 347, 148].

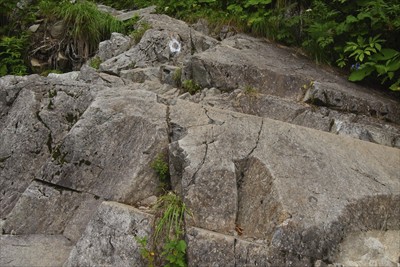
[0, 35, 29, 76]
[0, 0, 126, 76]
[89, 56, 102, 69]
[137, 193, 188, 267]
[182, 80, 202, 95]
[131, 22, 152, 44]
[139, 154, 189, 267]
[148, 0, 400, 91]
[1, 0, 399, 91]
[151, 152, 170, 190]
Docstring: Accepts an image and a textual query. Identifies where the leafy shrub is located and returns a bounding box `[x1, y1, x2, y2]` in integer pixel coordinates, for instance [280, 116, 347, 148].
[0, 35, 28, 76]
[151, 153, 170, 190]
[89, 56, 102, 69]
[182, 80, 201, 95]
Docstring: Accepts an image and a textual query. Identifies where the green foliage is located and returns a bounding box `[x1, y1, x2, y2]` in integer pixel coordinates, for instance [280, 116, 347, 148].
[162, 239, 187, 267]
[136, 237, 156, 267]
[150, 0, 400, 91]
[182, 80, 201, 95]
[151, 153, 170, 184]
[0, 35, 28, 76]
[138, 192, 189, 267]
[130, 21, 152, 44]
[173, 68, 182, 88]
[243, 85, 259, 96]
[89, 56, 102, 70]
[55, 0, 125, 60]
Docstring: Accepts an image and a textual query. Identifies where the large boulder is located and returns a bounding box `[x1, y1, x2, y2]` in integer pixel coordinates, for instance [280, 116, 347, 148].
[168, 99, 400, 264]
[182, 34, 400, 124]
[64, 201, 154, 267]
[99, 14, 218, 76]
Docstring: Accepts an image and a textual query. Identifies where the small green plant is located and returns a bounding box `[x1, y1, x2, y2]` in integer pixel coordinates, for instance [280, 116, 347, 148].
[173, 68, 182, 88]
[138, 192, 189, 267]
[131, 22, 152, 44]
[136, 237, 156, 267]
[89, 56, 102, 70]
[151, 153, 170, 185]
[182, 79, 201, 95]
[162, 239, 187, 267]
[243, 85, 259, 96]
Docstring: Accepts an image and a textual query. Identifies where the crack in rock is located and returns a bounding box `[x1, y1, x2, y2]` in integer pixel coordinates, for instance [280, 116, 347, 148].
[245, 118, 263, 158]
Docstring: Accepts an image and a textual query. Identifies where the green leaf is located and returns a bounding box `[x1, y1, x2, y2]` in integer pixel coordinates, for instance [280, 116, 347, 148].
[177, 240, 187, 252]
[389, 81, 400, 91]
[345, 15, 358, 23]
[348, 65, 374, 81]
[370, 49, 399, 61]
[375, 64, 387, 75]
[386, 59, 400, 72]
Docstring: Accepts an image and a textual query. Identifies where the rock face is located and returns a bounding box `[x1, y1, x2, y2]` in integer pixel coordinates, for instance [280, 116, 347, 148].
[1, 6, 399, 267]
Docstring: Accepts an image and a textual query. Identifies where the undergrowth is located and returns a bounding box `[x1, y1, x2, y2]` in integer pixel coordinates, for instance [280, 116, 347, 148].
[139, 153, 189, 267]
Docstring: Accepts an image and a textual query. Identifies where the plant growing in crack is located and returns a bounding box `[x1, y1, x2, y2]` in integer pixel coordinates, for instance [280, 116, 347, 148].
[182, 79, 201, 95]
[151, 152, 171, 191]
[138, 153, 190, 267]
[137, 192, 190, 267]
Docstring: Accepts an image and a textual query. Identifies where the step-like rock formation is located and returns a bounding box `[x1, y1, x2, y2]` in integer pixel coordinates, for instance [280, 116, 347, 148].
[1, 7, 399, 267]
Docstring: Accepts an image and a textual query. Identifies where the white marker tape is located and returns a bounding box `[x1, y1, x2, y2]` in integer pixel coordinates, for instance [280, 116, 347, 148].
[169, 38, 181, 54]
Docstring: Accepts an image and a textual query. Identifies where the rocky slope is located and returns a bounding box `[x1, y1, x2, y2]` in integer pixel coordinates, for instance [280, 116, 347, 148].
[1, 7, 399, 267]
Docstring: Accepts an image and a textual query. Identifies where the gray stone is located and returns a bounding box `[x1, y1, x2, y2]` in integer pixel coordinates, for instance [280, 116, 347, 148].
[100, 14, 218, 75]
[182, 34, 400, 124]
[304, 81, 400, 124]
[120, 67, 160, 82]
[2, 180, 101, 243]
[50, 20, 65, 39]
[0, 75, 100, 218]
[98, 33, 133, 62]
[0, 234, 73, 267]
[169, 99, 400, 261]
[64, 201, 154, 267]
[186, 227, 236, 267]
[160, 65, 181, 87]
[332, 230, 400, 267]
[97, 4, 122, 16]
[28, 24, 40, 33]
[115, 6, 156, 21]
[48, 71, 80, 81]
[39, 89, 169, 204]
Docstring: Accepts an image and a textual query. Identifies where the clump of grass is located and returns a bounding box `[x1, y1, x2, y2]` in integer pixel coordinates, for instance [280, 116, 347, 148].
[138, 192, 189, 267]
[182, 79, 201, 95]
[55, 0, 124, 60]
[89, 56, 102, 69]
[243, 85, 259, 96]
[131, 22, 152, 44]
[173, 68, 182, 87]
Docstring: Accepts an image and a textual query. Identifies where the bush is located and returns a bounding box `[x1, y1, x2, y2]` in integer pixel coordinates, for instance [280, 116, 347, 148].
[0, 34, 29, 76]
[55, 0, 125, 60]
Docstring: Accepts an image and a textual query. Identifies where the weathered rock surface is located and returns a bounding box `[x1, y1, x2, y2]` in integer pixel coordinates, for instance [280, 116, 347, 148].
[64, 201, 154, 267]
[1, 6, 400, 267]
[0, 234, 73, 267]
[168, 99, 400, 263]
